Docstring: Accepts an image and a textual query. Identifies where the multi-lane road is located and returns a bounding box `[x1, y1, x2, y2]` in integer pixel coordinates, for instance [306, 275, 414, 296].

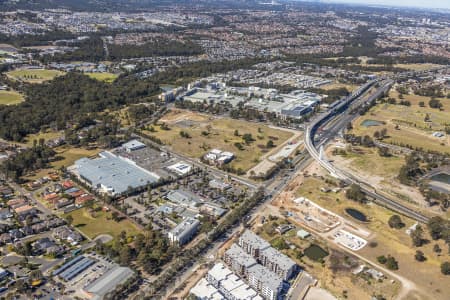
[304, 75, 434, 223]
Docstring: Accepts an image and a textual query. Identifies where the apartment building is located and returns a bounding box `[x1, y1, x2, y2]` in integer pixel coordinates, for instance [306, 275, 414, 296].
[260, 246, 298, 280]
[223, 244, 257, 277]
[247, 264, 284, 300]
[238, 230, 299, 280]
[204, 263, 263, 300]
[238, 230, 271, 259]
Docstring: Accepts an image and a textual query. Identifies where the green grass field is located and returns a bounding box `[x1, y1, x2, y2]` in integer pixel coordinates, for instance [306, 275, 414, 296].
[0, 90, 24, 105]
[65, 207, 140, 240]
[86, 72, 118, 83]
[350, 91, 450, 154]
[145, 110, 293, 172]
[7, 69, 65, 83]
[339, 147, 405, 178]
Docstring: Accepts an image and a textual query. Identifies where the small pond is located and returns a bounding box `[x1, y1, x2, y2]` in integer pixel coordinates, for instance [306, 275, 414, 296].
[304, 244, 329, 261]
[345, 208, 368, 222]
[361, 119, 384, 127]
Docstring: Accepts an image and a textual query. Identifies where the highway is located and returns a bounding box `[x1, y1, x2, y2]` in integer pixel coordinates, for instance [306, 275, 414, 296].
[304, 75, 434, 224]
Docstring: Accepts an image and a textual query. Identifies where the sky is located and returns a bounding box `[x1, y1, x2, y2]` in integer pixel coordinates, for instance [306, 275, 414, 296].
[325, 0, 450, 10]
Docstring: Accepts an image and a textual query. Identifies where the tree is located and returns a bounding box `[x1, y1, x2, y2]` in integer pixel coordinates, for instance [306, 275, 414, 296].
[242, 133, 254, 145]
[414, 250, 426, 262]
[388, 215, 405, 229]
[66, 215, 73, 225]
[411, 225, 424, 247]
[234, 129, 239, 136]
[377, 255, 387, 264]
[441, 262, 450, 275]
[419, 101, 425, 107]
[433, 244, 442, 254]
[346, 122, 353, 130]
[429, 99, 442, 109]
[85, 199, 94, 209]
[266, 140, 275, 148]
[111, 211, 120, 222]
[29, 270, 43, 283]
[385, 255, 399, 270]
[119, 246, 131, 265]
[271, 237, 289, 250]
[346, 184, 366, 203]
[15, 279, 27, 293]
[427, 216, 449, 240]
[378, 146, 390, 157]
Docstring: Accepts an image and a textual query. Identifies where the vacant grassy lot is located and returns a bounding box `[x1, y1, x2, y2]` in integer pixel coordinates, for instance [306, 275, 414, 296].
[145, 110, 293, 172]
[393, 63, 442, 71]
[7, 69, 65, 83]
[0, 90, 23, 105]
[321, 82, 358, 92]
[24, 130, 63, 146]
[52, 146, 101, 169]
[350, 91, 450, 154]
[65, 207, 140, 240]
[86, 72, 118, 83]
[333, 146, 405, 179]
[295, 177, 450, 300]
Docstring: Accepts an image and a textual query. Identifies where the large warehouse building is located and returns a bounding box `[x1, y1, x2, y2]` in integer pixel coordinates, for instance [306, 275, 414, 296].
[71, 151, 160, 196]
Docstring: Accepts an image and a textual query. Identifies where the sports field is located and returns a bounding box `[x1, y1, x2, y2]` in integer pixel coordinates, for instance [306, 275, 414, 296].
[7, 69, 65, 83]
[0, 90, 24, 105]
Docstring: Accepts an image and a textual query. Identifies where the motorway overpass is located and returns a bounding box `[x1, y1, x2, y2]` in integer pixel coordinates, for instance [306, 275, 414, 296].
[304, 77, 431, 223]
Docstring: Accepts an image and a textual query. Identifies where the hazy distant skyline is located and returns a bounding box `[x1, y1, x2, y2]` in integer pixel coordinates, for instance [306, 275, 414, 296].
[324, 0, 450, 10]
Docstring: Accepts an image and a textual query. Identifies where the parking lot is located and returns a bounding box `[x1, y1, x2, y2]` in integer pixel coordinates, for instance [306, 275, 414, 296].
[54, 253, 115, 299]
[114, 147, 175, 178]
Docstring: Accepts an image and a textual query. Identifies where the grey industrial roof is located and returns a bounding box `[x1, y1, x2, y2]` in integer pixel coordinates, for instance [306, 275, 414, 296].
[166, 189, 202, 205]
[84, 266, 134, 299]
[240, 230, 270, 250]
[169, 217, 200, 239]
[247, 264, 283, 292]
[122, 139, 146, 151]
[225, 244, 257, 268]
[261, 246, 297, 272]
[74, 151, 159, 195]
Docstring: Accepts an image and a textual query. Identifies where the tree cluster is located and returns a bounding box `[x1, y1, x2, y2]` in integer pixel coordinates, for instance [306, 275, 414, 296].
[1, 140, 55, 181]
